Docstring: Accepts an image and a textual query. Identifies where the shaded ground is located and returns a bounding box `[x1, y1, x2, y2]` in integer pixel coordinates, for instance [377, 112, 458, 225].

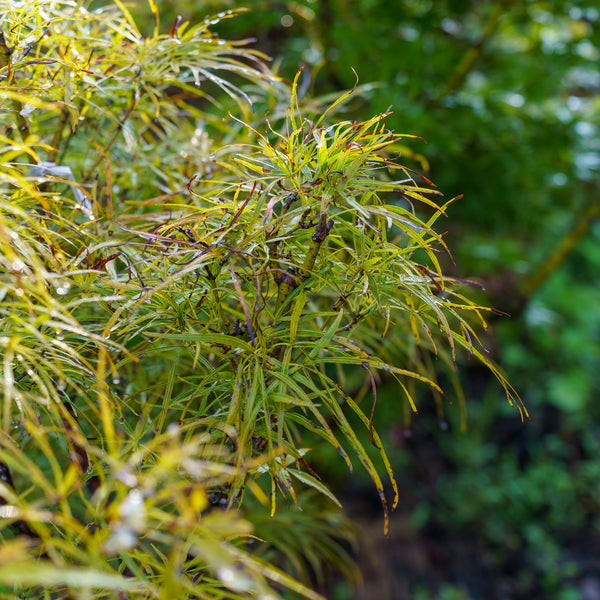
[348, 507, 600, 600]
[340, 411, 600, 600]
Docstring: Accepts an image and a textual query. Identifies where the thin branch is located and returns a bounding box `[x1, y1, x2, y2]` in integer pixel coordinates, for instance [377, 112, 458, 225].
[433, 1, 508, 105]
[519, 193, 600, 301]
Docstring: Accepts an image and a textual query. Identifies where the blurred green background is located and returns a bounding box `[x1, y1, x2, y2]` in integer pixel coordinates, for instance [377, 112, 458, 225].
[137, 1, 600, 598]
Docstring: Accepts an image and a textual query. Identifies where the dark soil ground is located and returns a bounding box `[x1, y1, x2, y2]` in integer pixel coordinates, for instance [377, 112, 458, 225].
[339, 414, 600, 600]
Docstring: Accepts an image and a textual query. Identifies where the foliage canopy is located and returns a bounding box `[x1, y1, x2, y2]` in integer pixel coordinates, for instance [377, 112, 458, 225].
[0, 1, 523, 598]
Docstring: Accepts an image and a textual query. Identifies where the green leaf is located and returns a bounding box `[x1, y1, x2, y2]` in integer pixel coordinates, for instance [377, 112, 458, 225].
[288, 467, 342, 508]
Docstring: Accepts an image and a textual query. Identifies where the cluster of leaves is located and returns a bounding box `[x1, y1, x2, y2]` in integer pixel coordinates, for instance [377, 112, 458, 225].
[210, 0, 600, 409]
[0, 1, 521, 598]
[179, 3, 600, 599]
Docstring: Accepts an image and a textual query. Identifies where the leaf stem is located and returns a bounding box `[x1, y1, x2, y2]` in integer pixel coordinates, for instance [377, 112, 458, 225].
[275, 212, 334, 312]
